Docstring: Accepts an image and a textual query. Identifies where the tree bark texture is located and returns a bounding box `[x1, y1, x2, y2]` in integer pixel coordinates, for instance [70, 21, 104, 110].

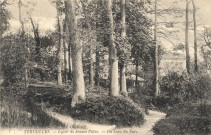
[30, 18, 41, 63]
[120, 0, 127, 96]
[56, 2, 63, 85]
[95, 47, 100, 86]
[192, 0, 198, 72]
[106, 0, 119, 96]
[81, 1, 94, 87]
[68, 42, 72, 80]
[154, 0, 160, 96]
[65, 0, 86, 107]
[63, 20, 68, 84]
[95, 0, 101, 87]
[18, 0, 28, 87]
[185, 0, 191, 74]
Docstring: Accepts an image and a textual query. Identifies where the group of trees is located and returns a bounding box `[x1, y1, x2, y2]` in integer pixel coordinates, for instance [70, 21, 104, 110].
[1, 0, 211, 107]
[1, 0, 155, 107]
[62, 0, 155, 106]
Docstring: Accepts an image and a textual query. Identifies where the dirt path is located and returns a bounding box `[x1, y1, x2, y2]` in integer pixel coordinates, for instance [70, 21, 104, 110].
[46, 109, 166, 135]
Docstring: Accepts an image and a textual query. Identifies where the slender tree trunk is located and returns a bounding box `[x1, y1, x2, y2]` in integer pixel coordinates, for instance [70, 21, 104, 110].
[120, 0, 127, 96]
[120, 64, 127, 95]
[95, 0, 101, 87]
[65, 0, 85, 107]
[135, 60, 138, 87]
[192, 0, 197, 72]
[30, 18, 40, 62]
[30, 18, 44, 81]
[106, 0, 119, 96]
[89, 51, 94, 87]
[201, 46, 208, 68]
[68, 42, 72, 80]
[18, 0, 28, 87]
[185, 0, 190, 74]
[56, 2, 63, 85]
[0, 51, 2, 84]
[154, 0, 160, 96]
[63, 20, 68, 84]
[81, 1, 94, 87]
[95, 47, 100, 86]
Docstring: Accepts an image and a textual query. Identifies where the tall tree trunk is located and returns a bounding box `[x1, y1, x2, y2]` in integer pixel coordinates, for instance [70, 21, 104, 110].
[56, 2, 63, 85]
[18, 0, 28, 87]
[89, 51, 94, 87]
[120, 64, 127, 95]
[135, 60, 138, 88]
[192, 0, 197, 72]
[120, 0, 127, 96]
[65, 0, 85, 107]
[68, 42, 72, 80]
[185, 0, 190, 74]
[106, 0, 119, 96]
[63, 20, 68, 84]
[154, 0, 160, 96]
[81, 1, 94, 87]
[30, 18, 40, 62]
[95, 47, 100, 86]
[95, 0, 101, 87]
[201, 46, 208, 69]
[30, 18, 44, 81]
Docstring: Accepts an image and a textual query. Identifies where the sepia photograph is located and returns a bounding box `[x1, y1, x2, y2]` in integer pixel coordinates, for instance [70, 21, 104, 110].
[0, 0, 211, 134]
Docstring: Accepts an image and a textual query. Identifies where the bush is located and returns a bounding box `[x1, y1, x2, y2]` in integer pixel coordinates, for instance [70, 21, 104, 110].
[153, 101, 210, 135]
[99, 79, 109, 88]
[1, 36, 26, 86]
[152, 96, 170, 109]
[0, 86, 64, 128]
[25, 84, 72, 105]
[171, 115, 209, 134]
[166, 102, 211, 117]
[166, 103, 197, 117]
[160, 72, 186, 98]
[26, 85, 145, 127]
[149, 95, 183, 111]
[160, 72, 211, 103]
[0, 101, 64, 128]
[153, 119, 181, 135]
[197, 103, 211, 117]
[61, 96, 145, 127]
[128, 90, 146, 107]
[153, 115, 209, 135]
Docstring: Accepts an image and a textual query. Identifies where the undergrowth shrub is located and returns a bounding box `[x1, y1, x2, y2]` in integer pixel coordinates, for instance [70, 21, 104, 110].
[0, 100, 64, 128]
[160, 72, 211, 104]
[0, 86, 64, 128]
[99, 79, 109, 88]
[26, 84, 146, 128]
[172, 115, 209, 134]
[153, 102, 210, 135]
[151, 96, 183, 111]
[153, 115, 209, 135]
[166, 102, 211, 117]
[153, 119, 181, 135]
[62, 96, 145, 127]
[128, 90, 146, 107]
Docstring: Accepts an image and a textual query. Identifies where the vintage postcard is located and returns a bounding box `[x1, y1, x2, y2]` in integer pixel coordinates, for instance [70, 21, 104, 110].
[0, 0, 211, 135]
